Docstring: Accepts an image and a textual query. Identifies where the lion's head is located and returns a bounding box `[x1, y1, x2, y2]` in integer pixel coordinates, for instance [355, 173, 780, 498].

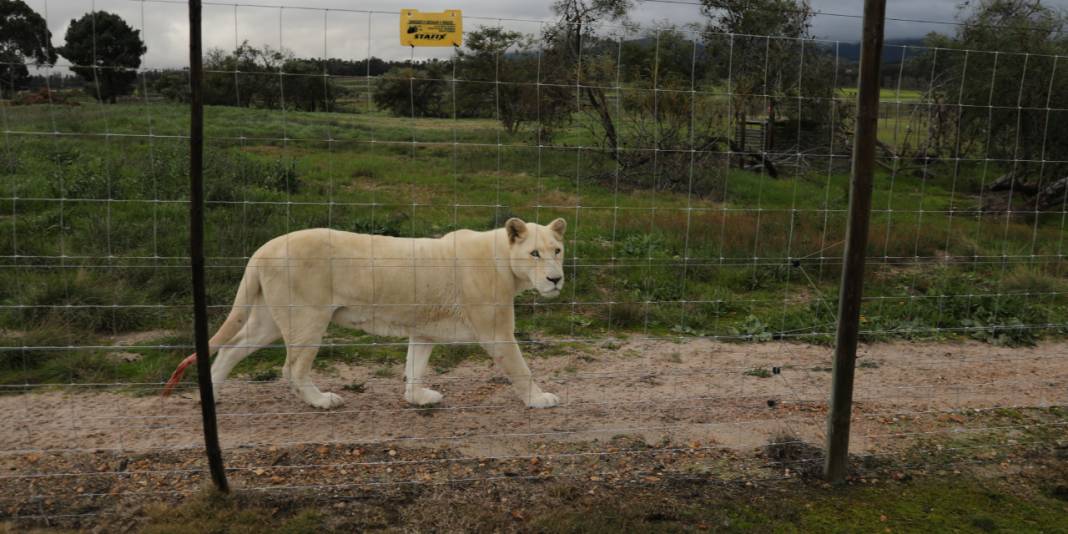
[505, 217, 567, 298]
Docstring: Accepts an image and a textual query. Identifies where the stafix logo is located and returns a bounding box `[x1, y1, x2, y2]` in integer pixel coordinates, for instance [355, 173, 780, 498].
[414, 33, 446, 40]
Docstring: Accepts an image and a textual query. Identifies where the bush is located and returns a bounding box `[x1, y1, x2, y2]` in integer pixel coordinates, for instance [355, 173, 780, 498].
[153, 43, 338, 111]
[10, 270, 151, 333]
[372, 65, 449, 118]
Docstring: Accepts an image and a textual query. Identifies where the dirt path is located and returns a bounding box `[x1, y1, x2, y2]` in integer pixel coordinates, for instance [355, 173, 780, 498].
[3, 338, 1065, 458]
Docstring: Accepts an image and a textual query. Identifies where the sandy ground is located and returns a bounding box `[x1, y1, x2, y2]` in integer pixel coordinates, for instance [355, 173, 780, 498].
[2, 338, 1065, 458]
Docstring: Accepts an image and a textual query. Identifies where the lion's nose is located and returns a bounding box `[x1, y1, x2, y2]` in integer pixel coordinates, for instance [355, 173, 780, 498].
[546, 276, 562, 285]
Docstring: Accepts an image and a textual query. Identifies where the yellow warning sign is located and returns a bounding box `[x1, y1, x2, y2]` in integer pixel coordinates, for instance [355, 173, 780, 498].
[400, 9, 462, 47]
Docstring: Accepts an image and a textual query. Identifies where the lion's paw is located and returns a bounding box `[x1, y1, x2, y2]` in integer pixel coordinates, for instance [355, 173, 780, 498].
[309, 392, 344, 410]
[526, 391, 560, 409]
[406, 388, 443, 406]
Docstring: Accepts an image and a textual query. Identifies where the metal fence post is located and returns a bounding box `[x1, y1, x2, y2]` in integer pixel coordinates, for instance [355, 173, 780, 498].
[824, 0, 887, 484]
[188, 0, 229, 493]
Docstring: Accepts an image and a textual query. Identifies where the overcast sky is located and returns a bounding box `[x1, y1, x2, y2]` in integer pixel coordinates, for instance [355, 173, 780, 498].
[21, 0, 1068, 69]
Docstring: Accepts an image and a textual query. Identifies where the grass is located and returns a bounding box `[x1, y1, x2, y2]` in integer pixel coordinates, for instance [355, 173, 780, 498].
[123, 468, 1068, 533]
[530, 480, 1068, 532]
[139, 490, 324, 534]
[1, 96, 1066, 387]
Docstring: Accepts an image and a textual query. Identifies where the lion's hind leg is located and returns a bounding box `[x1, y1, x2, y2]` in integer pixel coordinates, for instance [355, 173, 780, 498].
[210, 303, 280, 401]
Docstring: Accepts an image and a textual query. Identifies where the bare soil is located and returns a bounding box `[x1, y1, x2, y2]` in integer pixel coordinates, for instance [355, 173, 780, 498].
[3, 338, 1065, 456]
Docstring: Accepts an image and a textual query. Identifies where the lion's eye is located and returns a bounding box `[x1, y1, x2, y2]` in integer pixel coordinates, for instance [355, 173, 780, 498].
[530, 250, 540, 258]
[555, 248, 561, 255]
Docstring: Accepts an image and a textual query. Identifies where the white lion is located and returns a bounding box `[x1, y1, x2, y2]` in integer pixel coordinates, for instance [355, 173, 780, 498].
[162, 217, 566, 409]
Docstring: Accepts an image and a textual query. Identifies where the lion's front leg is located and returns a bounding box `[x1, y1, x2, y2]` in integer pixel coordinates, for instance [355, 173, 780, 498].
[481, 337, 559, 408]
[404, 338, 443, 406]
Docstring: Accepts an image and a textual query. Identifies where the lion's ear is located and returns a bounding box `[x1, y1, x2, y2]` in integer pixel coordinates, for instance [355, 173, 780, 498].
[505, 218, 528, 244]
[548, 218, 567, 240]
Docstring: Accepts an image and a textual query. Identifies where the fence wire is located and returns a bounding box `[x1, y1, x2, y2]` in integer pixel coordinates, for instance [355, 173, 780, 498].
[1, 0, 1067, 527]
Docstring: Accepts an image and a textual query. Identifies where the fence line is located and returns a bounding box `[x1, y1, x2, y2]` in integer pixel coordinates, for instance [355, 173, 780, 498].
[2, 0, 1067, 526]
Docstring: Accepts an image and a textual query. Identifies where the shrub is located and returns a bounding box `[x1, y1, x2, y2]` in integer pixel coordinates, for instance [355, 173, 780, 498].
[372, 65, 449, 118]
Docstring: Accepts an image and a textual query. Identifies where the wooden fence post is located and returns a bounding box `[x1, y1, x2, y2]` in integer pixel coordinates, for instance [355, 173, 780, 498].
[824, 0, 887, 484]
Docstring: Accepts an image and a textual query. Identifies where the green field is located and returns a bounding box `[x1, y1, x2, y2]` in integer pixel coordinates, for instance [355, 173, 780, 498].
[840, 87, 923, 101]
[1, 98, 1065, 387]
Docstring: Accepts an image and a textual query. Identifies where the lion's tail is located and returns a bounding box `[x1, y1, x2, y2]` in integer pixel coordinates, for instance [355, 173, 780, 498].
[161, 267, 262, 398]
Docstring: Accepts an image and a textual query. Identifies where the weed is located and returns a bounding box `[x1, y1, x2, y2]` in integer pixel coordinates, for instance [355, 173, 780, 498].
[249, 369, 280, 382]
[731, 315, 773, 342]
[260, 158, 301, 194]
[617, 232, 670, 258]
[142, 488, 323, 534]
[744, 367, 772, 378]
[342, 382, 366, 393]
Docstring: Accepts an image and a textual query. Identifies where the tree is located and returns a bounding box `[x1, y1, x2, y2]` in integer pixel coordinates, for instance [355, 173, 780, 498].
[58, 11, 146, 103]
[373, 62, 450, 118]
[200, 42, 284, 108]
[0, 0, 57, 98]
[542, 0, 766, 194]
[154, 42, 338, 111]
[151, 69, 189, 103]
[456, 27, 524, 124]
[541, 0, 634, 161]
[454, 26, 572, 136]
[903, 0, 1067, 186]
[701, 0, 838, 147]
[282, 58, 336, 112]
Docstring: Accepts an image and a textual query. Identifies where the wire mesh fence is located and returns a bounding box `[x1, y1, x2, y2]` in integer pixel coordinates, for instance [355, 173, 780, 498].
[1, 0, 1067, 527]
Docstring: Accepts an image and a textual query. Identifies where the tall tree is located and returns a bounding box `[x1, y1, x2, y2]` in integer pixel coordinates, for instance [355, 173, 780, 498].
[959, 0, 1064, 177]
[58, 11, 146, 103]
[701, 0, 836, 133]
[455, 26, 572, 136]
[904, 0, 1067, 188]
[542, 0, 634, 159]
[0, 0, 57, 97]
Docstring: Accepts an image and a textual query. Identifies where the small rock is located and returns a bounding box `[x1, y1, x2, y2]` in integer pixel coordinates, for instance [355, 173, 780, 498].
[106, 351, 142, 363]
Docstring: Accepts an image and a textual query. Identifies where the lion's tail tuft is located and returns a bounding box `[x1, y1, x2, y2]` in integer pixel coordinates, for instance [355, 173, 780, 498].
[161, 353, 198, 397]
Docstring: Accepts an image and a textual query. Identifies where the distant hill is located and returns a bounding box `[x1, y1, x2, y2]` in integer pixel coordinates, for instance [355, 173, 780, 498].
[832, 38, 928, 63]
